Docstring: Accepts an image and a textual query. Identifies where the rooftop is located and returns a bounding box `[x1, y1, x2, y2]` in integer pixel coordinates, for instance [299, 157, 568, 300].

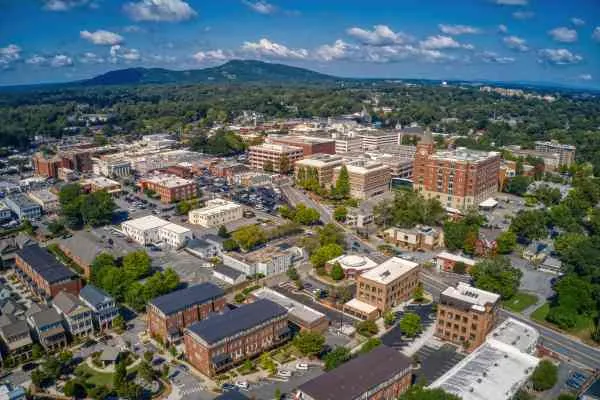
[28, 190, 58, 203]
[213, 264, 245, 280]
[82, 176, 121, 188]
[295, 154, 344, 168]
[298, 345, 411, 400]
[0, 319, 30, 339]
[432, 147, 500, 163]
[436, 251, 477, 266]
[249, 143, 303, 153]
[29, 307, 63, 327]
[122, 215, 170, 231]
[328, 254, 378, 271]
[360, 257, 419, 285]
[269, 135, 335, 144]
[186, 299, 287, 345]
[149, 283, 224, 316]
[160, 222, 191, 234]
[53, 291, 88, 315]
[79, 284, 113, 308]
[251, 287, 326, 324]
[141, 174, 194, 188]
[5, 193, 40, 210]
[344, 298, 378, 314]
[341, 160, 390, 174]
[441, 282, 500, 312]
[488, 317, 539, 354]
[16, 245, 77, 284]
[189, 199, 242, 217]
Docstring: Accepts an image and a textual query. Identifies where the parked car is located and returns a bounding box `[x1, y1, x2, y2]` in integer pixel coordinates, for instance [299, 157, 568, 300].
[221, 383, 238, 392]
[295, 363, 309, 370]
[234, 381, 249, 390]
[278, 369, 292, 378]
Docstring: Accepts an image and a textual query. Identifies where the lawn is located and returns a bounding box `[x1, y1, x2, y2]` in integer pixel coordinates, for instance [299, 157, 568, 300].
[531, 302, 550, 323]
[530, 302, 596, 342]
[502, 292, 538, 313]
[75, 364, 114, 388]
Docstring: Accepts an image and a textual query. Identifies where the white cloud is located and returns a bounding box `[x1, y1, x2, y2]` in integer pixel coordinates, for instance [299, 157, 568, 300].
[0, 44, 21, 68]
[192, 49, 232, 63]
[25, 55, 48, 65]
[512, 11, 534, 20]
[592, 27, 600, 42]
[80, 30, 124, 45]
[420, 35, 473, 50]
[360, 45, 454, 64]
[346, 25, 411, 46]
[50, 54, 73, 67]
[242, 1, 276, 14]
[124, 0, 197, 22]
[241, 38, 308, 60]
[503, 35, 528, 51]
[42, 0, 93, 11]
[494, 0, 527, 4]
[538, 48, 582, 65]
[109, 45, 141, 62]
[498, 24, 508, 34]
[480, 51, 515, 64]
[80, 52, 105, 64]
[578, 74, 592, 81]
[438, 24, 480, 35]
[149, 54, 177, 63]
[548, 27, 577, 43]
[123, 25, 144, 33]
[315, 40, 355, 61]
[571, 18, 585, 26]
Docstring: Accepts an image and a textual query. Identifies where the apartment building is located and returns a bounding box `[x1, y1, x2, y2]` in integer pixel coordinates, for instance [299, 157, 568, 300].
[383, 225, 444, 251]
[60, 151, 93, 173]
[14, 245, 81, 300]
[413, 133, 501, 210]
[345, 257, 420, 320]
[121, 215, 192, 248]
[27, 190, 59, 213]
[32, 151, 92, 178]
[436, 282, 500, 351]
[52, 291, 94, 338]
[503, 146, 560, 172]
[267, 135, 336, 156]
[358, 131, 400, 151]
[248, 143, 304, 173]
[184, 299, 290, 376]
[139, 174, 198, 203]
[534, 140, 575, 167]
[27, 308, 67, 351]
[79, 284, 119, 330]
[333, 160, 391, 200]
[32, 153, 62, 178]
[3, 194, 42, 221]
[335, 136, 362, 154]
[0, 318, 33, 364]
[147, 283, 226, 344]
[188, 199, 244, 227]
[294, 154, 345, 187]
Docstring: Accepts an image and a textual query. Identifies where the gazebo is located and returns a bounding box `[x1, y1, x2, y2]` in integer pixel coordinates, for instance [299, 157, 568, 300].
[99, 347, 121, 367]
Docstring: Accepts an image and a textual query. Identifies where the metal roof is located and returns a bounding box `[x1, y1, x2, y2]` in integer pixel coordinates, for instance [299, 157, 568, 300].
[186, 299, 287, 345]
[149, 283, 224, 316]
[0, 320, 30, 339]
[213, 264, 244, 280]
[29, 308, 63, 328]
[16, 245, 76, 283]
[79, 284, 113, 308]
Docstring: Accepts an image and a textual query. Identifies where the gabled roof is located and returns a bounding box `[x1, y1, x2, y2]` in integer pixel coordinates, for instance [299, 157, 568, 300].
[53, 291, 89, 315]
[79, 284, 113, 308]
[29, 307, 63, 328]
[58, 234, 102, 266]
[213, 264, 244, 280]
[149, 283, 224, 316]
[186, 299, 287, 345]
[0, 320, 31, 340]
[16, 245, 77, 284]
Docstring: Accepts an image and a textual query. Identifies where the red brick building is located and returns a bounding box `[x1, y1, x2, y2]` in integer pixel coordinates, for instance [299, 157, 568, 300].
[296, 345, 412, 400]
[60, 151, 92, 173]
[267, 135, 336, 156]
[184, 299, 289, 376]
[163, 165, 193, 179]
[413, 132, 501, 210]
[147, 283, 226, 344]
[14, 245, 81, 300]
[32, 153, 62, 178]
[32, 151, 92, 178]
[139, 174, 198, 203]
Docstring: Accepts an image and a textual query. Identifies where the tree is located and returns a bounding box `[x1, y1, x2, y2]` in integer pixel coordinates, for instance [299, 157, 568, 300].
[47, 219, 66, 236]
[32, 343, 44, 359]
[274, 387, 282, 400]
[330, 262, 344, 281]
[453, 261, 468, 274]
[383, 311, 396, 327]
[333, 165, 350, 199]
[333, 206, 348, 222]
[359, 337, 382, 354]
[263, 160, 274, 172]
[113, 314, 126, 331]
[496, 231, 517, 254]
[80, 191, 116, 227]
[413, 284, 425, 302]
[279, 154, 290, 174]
[113, 360, 128, 390]
[505, 176, 532, 196]
[443, 219, 479, 253]
[59, 184, 84, 228]
[138, 360, 154, 383]
[317, 223, 346, 247]
[531, 360, 558, 391]
[323, 347, 350, 370]
[399, 386, 461, 400]
[286, 267, 298, 281]
[510, 209, 548, 241]
[223, 238, 240, 251]
[63, 380, 86, 399]
[232, 225, 267, 251]
[31, 369, 45, 388]
[310, 243, 343, 269]
[470, 257, 522, 300]
[218, 225, 230, 238]
[122, 250, 151, 281]
[293, 204, 321, 225]
[293, 331, 325, 357]
[143, 351, 154, 363]
[356, 319, 379, 337]
[259, 353, 276, 375]
[400, 312, 422, 338]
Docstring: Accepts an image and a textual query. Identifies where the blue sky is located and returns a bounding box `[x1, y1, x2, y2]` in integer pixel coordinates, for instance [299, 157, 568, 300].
[1, 0, 599, 87]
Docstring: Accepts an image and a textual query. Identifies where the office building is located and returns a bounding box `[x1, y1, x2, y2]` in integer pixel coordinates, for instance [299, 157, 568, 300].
[184, 299, 290, 376]
[222, 243, 303, 277]
[345, 257, 420, 320]
[413, 133, 501, 209]
[325, 254, 378, 279]
[358, 131, 400, 151]
[80, 177, 122, 195]
[3, 194, 42, 221]
[535, 140, 575, 167]
[248, 143, 303, 173]
[32, 153, 62, 178]
[92, 156, 131, 178]
[296, 345, 412, 400]
[436, 282, 500, 351]
[121, 215, 192, 248]
[294, 154, 345, 188]
[383, 225, 444, 251]
[79, 285, 119, 331]
[139, 174, 197, 203]
[27, 190, 59, 213]
[52, 291, 94, 338]
[267, 135, 336, 156]
[0, 203, 11, 222]
[333, 160, 391, 200]
[188, 199, 244, 228]
[147, 283, 226, 344]
[335, 137, 362, 154]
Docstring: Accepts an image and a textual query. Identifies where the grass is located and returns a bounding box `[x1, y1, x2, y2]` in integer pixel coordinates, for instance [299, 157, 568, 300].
[75, 364, 115, 388]
[502, 292, 538, 313]
[531, 302, 550, 323]
[530, 302, 596, 342]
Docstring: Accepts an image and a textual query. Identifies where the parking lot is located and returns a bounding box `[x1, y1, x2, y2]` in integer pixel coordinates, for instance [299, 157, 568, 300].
[413, 343, 465, 384]
[381, 303, 436, 352]
[246, 363, 324, 400]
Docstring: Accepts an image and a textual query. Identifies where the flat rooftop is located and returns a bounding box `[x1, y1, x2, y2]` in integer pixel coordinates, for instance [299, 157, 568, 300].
[161, 222, 191, 234]
[84, 177, 120, 187]
[5, 193, 39, 209]
[251, 287, 326, 324]
[295, 154, 344, 168]
[432, 147, 500, 163]
[142, 174, 194, 188]
[122, 215, 169, 231]
[28, 190, 58, 203]
[344, 298, 378, 314]
[341, 160, 390, 174]
[360, 257, 419, 284]
[249, 143, 303, 153]
[436, 251, 477, 266]
[329, 254, 378, 271]
[488, 317, 539, 354]
[441, 282, 500, 312]
[149, 283, 224, 316]
[269, 135, 335, 144]
[190, 199, 242, 217]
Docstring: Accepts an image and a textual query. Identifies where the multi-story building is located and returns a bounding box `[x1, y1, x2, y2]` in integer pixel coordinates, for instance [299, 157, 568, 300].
[0, 318, 33, 364]
[335, 136, 362, 154]
[92, 156, 131, 178]
[333, 160, 390, 200]
[345, 257, 420, 320]
[413, 133, 501, 210]
[3, 194, 42, 221]
[138, 174, 197, 203]
[294, 154, 345, 188]
[534, 140, 575, 167]
[383, 225, 444, 251]
[296, 345, 412, 400]
[434, 252, 477, 273]
[222, 243, 303, 276]
[52, 291, 94, 339]
[325, 254, 378, 279]
[79, 284, 119, 331]
[377, 156, 413, 179]
[32, 153, 62, 178]
[27, 308, 67, 351]
[503, 146, 559, 172]
[147, 283, 226, 344]
[60, 151, 92, 173]
[212, 264, 246, 285]
[80, 177, 122, 195]
[358, 131, 400, 151]
[188, 199, 244, 228]
[435, 282, 500, 351]
[14, 245, 81, 300]
[248, 143, 304, 173]
[184, 299, 290, 376]
[27, 190, 59, 213]
[121, 215, 192, 248]
[57, 167, 78, 182]
[0, 203, 13, 222]
[266, 135, 336, 156]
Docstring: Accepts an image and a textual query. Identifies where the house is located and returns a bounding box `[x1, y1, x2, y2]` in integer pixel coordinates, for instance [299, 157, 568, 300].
[383, 225, 444, 251]
[0, 317, 33, 364]
[79, 284, 119, 330]
[539, 256, 562, 275]
[212, 264, 246, 285]
[53, 291, 94, 338]
[27, 307, 68, 351]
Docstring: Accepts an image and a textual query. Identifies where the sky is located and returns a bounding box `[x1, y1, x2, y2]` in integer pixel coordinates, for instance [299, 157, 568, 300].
[1, 0, 599, 88]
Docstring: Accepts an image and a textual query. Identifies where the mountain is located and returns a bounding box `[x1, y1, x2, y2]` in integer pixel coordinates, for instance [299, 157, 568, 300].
[81, 59, 341, 86]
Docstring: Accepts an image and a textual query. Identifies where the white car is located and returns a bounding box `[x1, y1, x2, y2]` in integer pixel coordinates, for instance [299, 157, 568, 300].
[295, 363, 309, 370]
[235, 381, 249, 390]
[278, 369, 292, 378]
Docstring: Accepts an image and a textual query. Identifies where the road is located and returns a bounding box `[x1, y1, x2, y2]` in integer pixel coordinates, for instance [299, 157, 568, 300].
[421, 272, 600, 370]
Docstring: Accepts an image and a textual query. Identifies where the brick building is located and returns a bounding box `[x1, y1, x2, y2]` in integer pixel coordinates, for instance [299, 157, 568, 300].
[32, 151, 92, 178]
[267, 135, 336, 156]
[413, 132, 501, 210]
[163, 165, 193, 179]
[333, 160, 391, 200]
[436, 282, 500, 351]
[434, 252, 477, 273]
[147, 283, 226, 344]
[32, 153, 62, 179]
[14, 245, 81, 300]
[139, 174, 198, 203]
[60, 151, 92, 173]
[184, 299, 289, 376]
[383, 225, 444, 251]
[248, 143, 303, 173]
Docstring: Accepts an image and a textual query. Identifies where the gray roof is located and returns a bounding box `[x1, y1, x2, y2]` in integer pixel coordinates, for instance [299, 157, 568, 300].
[0, 314, 16, 328]
[100, 347, 120, 362]
[29, 307, 63, 328]
[79, 284, 113, 308]
[203, 234, 225, 245]
[16, 245, 77, 284]
[298, 346, 412, 400]
[186, 299, 287, 345]
[1, 299, 23, 316]
[149, 283, 224, 316]
[213, 264, 244, 280]
[53, 291, 88, 315]
[187, 239, 213, 250]
[0, 320, 31, 340]
[214, 392, 250, 400]
[58, 234, 102, 266]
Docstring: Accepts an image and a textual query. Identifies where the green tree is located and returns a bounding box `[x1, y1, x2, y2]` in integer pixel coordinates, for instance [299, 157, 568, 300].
[113, 360, 128, 390]
[286, 267, 298, 281]
[143, 351, 154, 363]
[470, 257, 522, 300]
[80, 190, 116, 227]
[510, 209, 548, 241]
[217, 225, 230, 238]
[274, 387, 282, 400]
[496, 231, 517, 254]
[317, 223, 346, 247]
[333, 165, 350, 199]
[383, 311, 396, 326]
[63, 379, 86, 399]
[113, 314, 126, 331]
[505, 176, 532, 196]
[356, 319, 379, 337]
[259, 353, 277, 375]
[310, 243, 343, 269]
[330, 262, 344, 281]
[223, 238, 240, 251]
[413, 284, 425, 302]
[359, 337, 382, 354]
[232, 225, 267, 251]
[32, 343, 44, 359]
[333, 205, 348, 222]
[293, 204, 321, 225]
[138, 360, 154, 383]
[47, 219, 66, 236]
[400, 312, 422, 338]
[323, 346, 350, 370]
[293, 331, 325, 357]
[399, 386, 461, 400]
[59, 183, 84, 228]
[531, 360, 558, 391]
[453, 261, 468, 274]
[122, 250, 151, 281]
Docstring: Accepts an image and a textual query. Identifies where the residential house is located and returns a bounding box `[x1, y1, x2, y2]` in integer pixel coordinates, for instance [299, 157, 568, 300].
[53, 291, 94, 338]
[79, 284, 119, 330]
[27, 308, 67, 351]
[0, 317, 33, 364]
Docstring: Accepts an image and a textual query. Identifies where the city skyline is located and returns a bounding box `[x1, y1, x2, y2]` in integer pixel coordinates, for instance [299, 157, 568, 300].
[0, 0, 599, 88]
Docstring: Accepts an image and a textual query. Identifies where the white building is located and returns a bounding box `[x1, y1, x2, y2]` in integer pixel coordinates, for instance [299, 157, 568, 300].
[222, 244, 303, 276]
[335, 137, 362, 154]
[188, 199, 244, 228]
[27, 190, 59, 213]
[358, 131, 400, 151]
[92, 157, 131, 178]
[121, 215, 192, 248]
